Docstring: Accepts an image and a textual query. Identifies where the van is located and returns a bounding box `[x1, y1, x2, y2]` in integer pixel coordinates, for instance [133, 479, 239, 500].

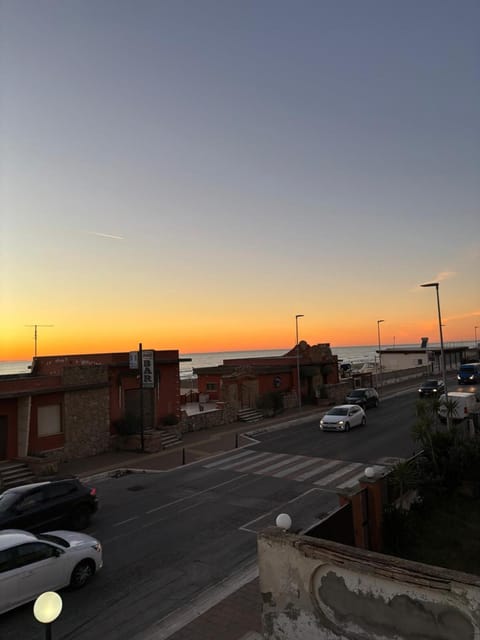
[437, 391, 480, 423]
[457, 363, 480, 385]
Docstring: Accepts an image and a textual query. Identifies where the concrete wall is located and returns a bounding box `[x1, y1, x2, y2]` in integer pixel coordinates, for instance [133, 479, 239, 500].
[258, 527, 480, 640]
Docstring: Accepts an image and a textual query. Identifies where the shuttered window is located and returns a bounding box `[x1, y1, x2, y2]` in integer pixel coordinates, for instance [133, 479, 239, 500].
[37, 404, 62, 436]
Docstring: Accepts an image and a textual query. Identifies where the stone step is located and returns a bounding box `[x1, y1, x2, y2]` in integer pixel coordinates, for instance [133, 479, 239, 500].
[0, 462, 37, 490]
[159, 430, 183, 449]
[237, 409, 264, 423]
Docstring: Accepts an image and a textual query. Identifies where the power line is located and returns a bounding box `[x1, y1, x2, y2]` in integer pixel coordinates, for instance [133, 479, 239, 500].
[24, 324, 54, 357]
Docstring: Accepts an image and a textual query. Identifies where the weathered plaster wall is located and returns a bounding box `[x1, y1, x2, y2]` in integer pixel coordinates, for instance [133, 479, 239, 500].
[258, 528, 480, 640]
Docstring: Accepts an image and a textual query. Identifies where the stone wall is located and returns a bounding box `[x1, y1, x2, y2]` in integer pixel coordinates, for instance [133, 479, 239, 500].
[62, 366, 111, 460]
[180, 403, 237, 432]
[258, 527, 480, 640]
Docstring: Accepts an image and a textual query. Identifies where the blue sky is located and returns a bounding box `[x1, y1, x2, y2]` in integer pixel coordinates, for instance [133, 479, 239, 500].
[2, 0, 479, 357]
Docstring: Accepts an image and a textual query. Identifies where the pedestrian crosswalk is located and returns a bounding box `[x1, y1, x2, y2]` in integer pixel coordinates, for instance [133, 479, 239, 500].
[204, 449, 389, 492]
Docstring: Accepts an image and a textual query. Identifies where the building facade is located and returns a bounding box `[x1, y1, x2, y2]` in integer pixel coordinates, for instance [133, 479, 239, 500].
[0, 350, 187, 461]
[195, 342, 339, 410]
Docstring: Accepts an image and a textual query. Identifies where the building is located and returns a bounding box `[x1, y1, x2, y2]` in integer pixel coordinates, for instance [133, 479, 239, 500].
[0, 350, 189, 462]
[195, 342, 339, 410]
[379, 345, 468, 375]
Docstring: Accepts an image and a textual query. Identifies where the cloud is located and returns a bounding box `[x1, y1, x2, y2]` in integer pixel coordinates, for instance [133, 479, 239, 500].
[411, 270, 457, 292]
[88, 231, 124, 240]
[444, 310, 480, 322]
[435, 271, 456, 282]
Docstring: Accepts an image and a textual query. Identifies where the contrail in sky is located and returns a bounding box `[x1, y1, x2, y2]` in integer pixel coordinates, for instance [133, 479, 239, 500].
[88, 231, 124, 240]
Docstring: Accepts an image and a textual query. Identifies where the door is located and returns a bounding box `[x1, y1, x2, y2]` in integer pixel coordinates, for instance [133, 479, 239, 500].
[0, 548, 16, 614]
[0, 416, 8, 459]
[12, 542, 66, 606]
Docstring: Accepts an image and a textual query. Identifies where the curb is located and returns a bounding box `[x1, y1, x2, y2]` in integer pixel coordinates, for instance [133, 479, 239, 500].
[136, 561, 259, 640]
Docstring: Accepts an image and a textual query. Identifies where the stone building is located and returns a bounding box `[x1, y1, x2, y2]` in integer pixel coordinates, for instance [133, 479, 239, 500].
[0, 349, 187, 461]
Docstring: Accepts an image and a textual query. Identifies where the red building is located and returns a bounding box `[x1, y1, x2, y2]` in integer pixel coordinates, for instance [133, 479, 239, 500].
[0, 350, 188, 462]
[195, 342, 339, 409]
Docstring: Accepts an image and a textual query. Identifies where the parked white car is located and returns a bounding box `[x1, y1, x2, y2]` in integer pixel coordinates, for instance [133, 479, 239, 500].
[0, 529, 103, 615]
[320, 404, 366, 432]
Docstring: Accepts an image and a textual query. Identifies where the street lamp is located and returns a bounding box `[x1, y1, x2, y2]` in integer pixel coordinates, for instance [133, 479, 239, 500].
[34, 591, 63, 640]
[475, 326, 478, 349]
[295, 314, 304, 409]
[377, 320, 384, 390]
[420, 282, 448, 402]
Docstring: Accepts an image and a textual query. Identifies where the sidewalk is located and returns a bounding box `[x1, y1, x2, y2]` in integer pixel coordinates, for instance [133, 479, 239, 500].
[56, 378, 421, 640]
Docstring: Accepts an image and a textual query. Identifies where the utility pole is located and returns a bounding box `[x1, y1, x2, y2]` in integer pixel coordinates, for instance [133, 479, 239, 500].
[25, 324, 54, 357]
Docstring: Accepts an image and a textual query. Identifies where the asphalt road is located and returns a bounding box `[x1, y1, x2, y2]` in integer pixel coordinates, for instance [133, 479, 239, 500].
[0, 378, 473, 640]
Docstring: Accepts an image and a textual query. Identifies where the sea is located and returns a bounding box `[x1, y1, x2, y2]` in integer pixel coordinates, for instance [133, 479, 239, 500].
[0, 344, 445, 379]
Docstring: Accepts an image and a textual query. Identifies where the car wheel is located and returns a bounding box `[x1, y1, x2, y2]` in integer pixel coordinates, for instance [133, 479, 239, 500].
[70, 560, 95, 589]
[70, 505, 91, 530]
[374, 399, 379, 407]
[344, 422, 350, 432]
[361, 416, 366, 426]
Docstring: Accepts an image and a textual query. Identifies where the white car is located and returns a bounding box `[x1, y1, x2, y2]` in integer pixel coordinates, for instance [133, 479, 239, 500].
[320, 404, 366, 432]
[0, 529, 103, 615]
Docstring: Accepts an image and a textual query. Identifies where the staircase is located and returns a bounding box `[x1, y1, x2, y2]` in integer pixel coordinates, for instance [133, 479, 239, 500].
[237, 408, 264, 423]
[159, 429, 183, 449]
[0, 461, 37, 490]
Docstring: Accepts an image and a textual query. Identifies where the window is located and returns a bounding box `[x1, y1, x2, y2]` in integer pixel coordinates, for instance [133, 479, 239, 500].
[45, 482, 77, 500]
[206, 383, 217, 391]
[17, 490, 45, 511]
[417, 359, 423, 365]
[37, 404, 62, 436]
[14, 542, 56, 567]
[0, 549, 15, 573]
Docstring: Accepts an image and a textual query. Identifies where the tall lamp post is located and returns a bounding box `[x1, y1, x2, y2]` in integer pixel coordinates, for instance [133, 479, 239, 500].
[377, 319, 384, 390]
[475, 326, 478, 349]
[421, 282, 448, 402]
[33, 591, 63, 640]
[295, 314, 304, 409]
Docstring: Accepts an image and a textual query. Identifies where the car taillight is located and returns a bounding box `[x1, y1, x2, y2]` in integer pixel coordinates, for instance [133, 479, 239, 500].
[90, 488, 97, 497]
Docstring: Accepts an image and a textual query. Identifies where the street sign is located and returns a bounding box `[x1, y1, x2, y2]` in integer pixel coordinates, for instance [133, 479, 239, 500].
[129, 351, 139, 369]
[142, 350, 155, 388]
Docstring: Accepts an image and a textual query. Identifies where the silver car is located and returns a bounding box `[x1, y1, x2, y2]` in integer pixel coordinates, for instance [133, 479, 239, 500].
[0, 529, 103, 615]
[320, 404, 366, 432]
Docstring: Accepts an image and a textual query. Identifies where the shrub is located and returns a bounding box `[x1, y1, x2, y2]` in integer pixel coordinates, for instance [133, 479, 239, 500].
[163, 413, 179, 426]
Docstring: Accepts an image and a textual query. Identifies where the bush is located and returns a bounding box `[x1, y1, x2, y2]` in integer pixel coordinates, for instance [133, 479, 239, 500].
[382, 504, 417, 556]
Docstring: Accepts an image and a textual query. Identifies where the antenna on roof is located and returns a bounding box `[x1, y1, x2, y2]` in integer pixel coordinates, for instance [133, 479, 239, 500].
[25, 324, 54, 357]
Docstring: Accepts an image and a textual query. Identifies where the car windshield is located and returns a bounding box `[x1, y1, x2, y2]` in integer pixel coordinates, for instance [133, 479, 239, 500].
[0, 493, 19, 513]
[460, 366, 474, 373]
[326, 407, 349, 416]
[423, 380, 439, 387]
[349, 390, 365, 397]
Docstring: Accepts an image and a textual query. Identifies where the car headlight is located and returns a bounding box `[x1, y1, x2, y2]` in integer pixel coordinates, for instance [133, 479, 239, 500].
[338, 420, 344, 425]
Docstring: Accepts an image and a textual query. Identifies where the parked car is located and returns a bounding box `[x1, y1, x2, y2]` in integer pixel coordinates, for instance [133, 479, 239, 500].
[320, 404, 366, 432]
[0, 479, 98, 533]
[418, 379, 445, 398]
[0, 528, 103, 614]
[345, 387, 379, 408]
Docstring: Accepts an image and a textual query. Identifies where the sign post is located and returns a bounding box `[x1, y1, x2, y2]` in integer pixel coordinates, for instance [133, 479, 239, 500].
[139, 343, 144, 452]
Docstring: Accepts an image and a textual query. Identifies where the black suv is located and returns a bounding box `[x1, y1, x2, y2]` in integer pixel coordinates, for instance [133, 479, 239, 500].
[345, 387, 379, 409]
[418, 379, 445, 398]
[0, 479, 98, 532]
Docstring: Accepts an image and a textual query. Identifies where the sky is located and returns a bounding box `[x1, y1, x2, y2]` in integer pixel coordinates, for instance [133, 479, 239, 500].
[1, 0, 479, 360]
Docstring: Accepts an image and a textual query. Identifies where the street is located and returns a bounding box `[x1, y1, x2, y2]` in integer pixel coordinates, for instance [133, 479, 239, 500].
[0, 383, 467, 639]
